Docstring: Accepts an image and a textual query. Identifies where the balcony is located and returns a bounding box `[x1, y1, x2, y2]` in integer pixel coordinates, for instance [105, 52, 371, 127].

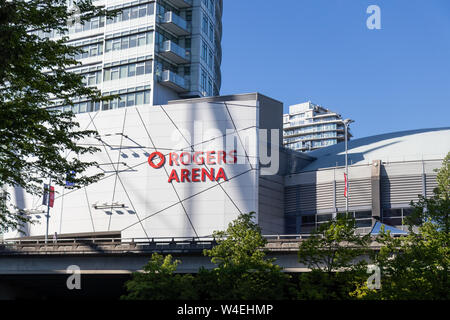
[158, 11, 190, 36]
[158, 70, 189, 92]
[158, 40, 189, 64]
[165, 0, 192, 9]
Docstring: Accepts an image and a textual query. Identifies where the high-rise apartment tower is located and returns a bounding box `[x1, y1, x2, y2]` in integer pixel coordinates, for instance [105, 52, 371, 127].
[283, 102, 351, 152]
[34, 0, 223, 113]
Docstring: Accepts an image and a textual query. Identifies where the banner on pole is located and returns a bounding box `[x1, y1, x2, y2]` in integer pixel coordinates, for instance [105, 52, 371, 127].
[344, 173, 348, 198]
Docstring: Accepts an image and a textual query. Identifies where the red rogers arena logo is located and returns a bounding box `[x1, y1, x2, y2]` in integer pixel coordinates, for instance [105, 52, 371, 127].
[147, 150, 237, 183]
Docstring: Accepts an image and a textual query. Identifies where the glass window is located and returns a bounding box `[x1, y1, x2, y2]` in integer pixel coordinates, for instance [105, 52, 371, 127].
[112, 39, 121, 51]
[128, 64, 136, 77]
[82, 48, 89, 59]
[120, 65, 128, 78]
[356, 219, 372, 228]
[87, 73, 96, 85]
[144, 61, 152, 74]
[355, 211, 372, 219]
[111, 67, 119, 80]
[144, 90, 150, 104]
[136, 62, 145, 76]
[118, 95, 126, 108]
[130, 6, 138, 19]
[138, 5, 147, 18]
[79, 102, 88, 113]
[146, 31, 153, 45]
[136, 91, 144, 105]
[90, 45, 98, 57]
[105, 40, 112, 52]
[121, 37, 129, 50]
[72, 103, 79, 113]
[110, 97, 118, 109]
[147, 3, 154, 15]
[91, 17, 99, 29]
[104, 69, 111, 81]
[83, 21, 90, 32]
[122, 8, 130, 21]
[129, 35, 137, 48]
[127, 93, 135, 106]
[138, 33, 146, 46]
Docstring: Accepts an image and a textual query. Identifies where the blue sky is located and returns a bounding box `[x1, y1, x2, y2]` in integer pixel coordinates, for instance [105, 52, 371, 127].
[220, 0, 450, 139]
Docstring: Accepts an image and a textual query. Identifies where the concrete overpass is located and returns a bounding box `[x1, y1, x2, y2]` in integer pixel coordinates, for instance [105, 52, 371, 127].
[0, 235, 379, 299]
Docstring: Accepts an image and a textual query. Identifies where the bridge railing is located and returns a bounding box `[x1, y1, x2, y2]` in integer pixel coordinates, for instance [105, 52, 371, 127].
[0, 234, 313, 246]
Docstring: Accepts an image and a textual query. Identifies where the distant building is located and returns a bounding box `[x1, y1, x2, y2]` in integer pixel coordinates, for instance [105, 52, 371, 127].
[283, 102, 351, 152]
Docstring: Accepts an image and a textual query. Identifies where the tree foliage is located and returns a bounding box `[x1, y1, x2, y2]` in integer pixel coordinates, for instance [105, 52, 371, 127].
[0, 1, 114, 231]
[296, 216, 371, 299]
[122, 213, 293, 300]
[298, 216, 370, 273]
[353, 152, 450, 300]
[121, 253, 197, 300]
[201, 212, 291, 300]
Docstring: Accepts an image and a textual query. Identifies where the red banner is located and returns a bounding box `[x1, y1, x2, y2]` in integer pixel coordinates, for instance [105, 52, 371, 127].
[344, 173, 348, 198]
[49, 186, 55, 208]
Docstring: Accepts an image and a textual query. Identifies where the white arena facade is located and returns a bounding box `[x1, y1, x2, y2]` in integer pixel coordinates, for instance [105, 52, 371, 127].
[4, 93, 450, 240]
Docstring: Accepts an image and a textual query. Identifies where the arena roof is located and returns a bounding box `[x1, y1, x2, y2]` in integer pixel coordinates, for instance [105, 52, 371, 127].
[301, 127, 450, 171]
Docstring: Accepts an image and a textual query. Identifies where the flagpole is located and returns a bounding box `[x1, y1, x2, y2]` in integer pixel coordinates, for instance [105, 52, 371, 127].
[45, 177, 51, 244]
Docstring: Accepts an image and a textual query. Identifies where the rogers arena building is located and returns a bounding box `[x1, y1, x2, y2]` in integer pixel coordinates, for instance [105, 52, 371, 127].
[4, 93, 450, 239]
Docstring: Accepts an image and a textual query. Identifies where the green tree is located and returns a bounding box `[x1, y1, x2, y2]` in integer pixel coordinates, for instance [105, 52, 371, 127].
[0, 1, 115, 231]
[297, 216, 371, 299]
[200, 212, 292, 300]
[122, 253, 198, 300]
[352, 152, 450, 300]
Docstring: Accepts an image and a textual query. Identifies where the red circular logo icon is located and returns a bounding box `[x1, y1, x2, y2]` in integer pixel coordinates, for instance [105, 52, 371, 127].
[148, 152, 165, 169]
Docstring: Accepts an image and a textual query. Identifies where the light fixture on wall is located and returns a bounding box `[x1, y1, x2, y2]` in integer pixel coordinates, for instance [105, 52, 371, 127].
[92, 202, 125, 210]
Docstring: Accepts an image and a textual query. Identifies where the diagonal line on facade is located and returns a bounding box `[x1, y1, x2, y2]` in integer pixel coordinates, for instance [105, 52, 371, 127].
[159, 104, 245, 215]
[135, 107, 200, 238]
[121, 168, 256, 233]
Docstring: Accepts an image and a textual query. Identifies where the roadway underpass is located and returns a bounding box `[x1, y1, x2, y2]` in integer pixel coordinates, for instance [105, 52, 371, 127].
[0, 236, 378, 299]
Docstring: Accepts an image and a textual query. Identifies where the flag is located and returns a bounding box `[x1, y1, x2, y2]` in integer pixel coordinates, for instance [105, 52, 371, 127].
[344, 173, 348, 198]
[42, 184, 49, 205]
[49, 186, 55, 208]
[43, 184, 55, 208]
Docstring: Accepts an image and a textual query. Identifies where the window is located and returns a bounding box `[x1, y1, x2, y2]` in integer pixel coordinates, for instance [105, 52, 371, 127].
[136, 62, 145, 76]
[120, 65, 128, 78]
[122, 8, 130, 21]
[209, 22, 214, 42]
[201, 41, 208, 62]
[208, 49, 213, 70]
[136, 34, 145, 47]
[111, 67, 119, 80]
[128, 64, 136, 77]
[136, 91, 144, 105]
[127, 93, 135, 107]
[119, 94, 127, 108]
[201, 69, 207, 94]
[129, 35, 137, 48]
[144, 91, 150, 104]
[121, 37, 129, 50]
[209, 0, 214, 16]
[130, 6, 138, 19]
[112, 39, 121, 51]
[202, 15, 208, 34]
[145, 61, 152, 74]
[103, 69, 111, 81]
[79, 102, 88, 113]
[138, 5, 147, 18]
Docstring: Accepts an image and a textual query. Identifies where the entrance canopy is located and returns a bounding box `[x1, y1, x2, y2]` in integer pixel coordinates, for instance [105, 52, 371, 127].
[370, 221, 408, 236]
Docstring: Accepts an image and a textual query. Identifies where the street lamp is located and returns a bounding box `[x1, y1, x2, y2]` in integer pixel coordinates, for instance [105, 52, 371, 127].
[343, 119, 354, 214]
